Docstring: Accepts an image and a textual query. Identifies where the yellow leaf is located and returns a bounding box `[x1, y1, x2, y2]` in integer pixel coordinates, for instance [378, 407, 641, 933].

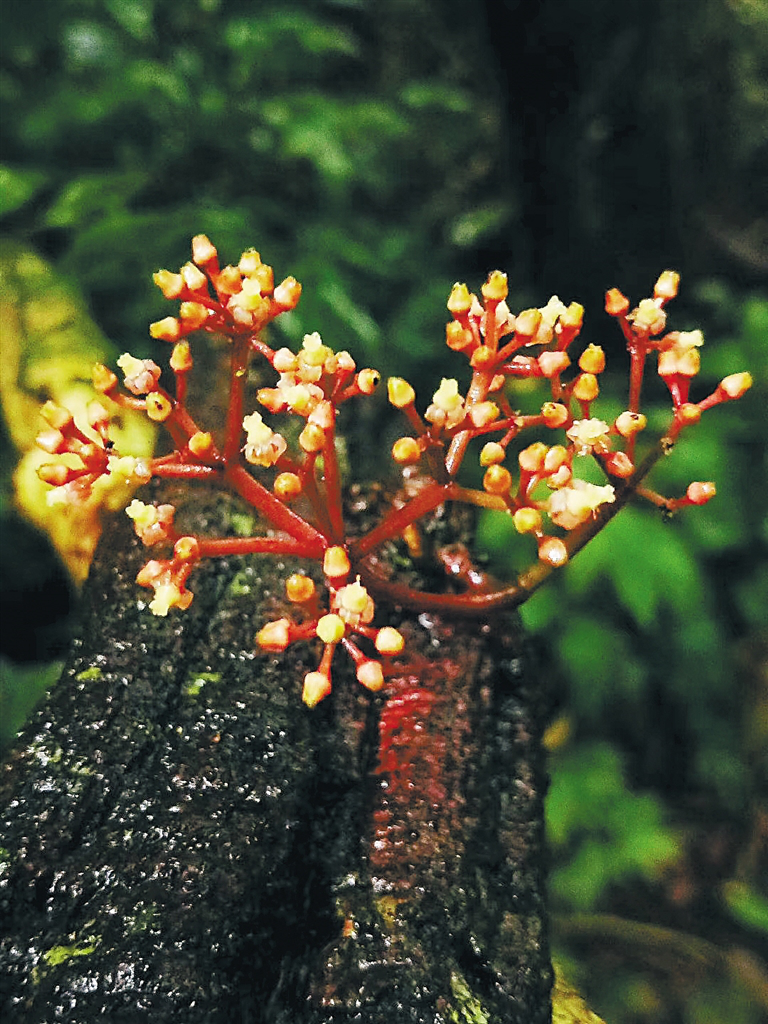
[0, 241, 155, 582]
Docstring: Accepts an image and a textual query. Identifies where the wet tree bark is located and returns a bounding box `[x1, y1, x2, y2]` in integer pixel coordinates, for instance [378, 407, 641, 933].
[0, 483, 551, 1023]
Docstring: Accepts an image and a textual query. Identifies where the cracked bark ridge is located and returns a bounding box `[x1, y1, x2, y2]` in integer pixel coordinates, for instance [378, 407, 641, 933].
[0, 483, 551, 1023]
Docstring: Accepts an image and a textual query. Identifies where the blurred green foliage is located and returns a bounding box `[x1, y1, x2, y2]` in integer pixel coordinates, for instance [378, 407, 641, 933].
[1, 1, 766, 1021]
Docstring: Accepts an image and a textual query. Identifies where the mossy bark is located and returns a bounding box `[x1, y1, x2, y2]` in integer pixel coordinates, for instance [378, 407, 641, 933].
[0, 483, 551, 1023]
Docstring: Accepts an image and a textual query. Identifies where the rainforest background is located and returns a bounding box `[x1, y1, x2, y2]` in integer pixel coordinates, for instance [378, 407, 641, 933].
[0, 1, 766, 1021]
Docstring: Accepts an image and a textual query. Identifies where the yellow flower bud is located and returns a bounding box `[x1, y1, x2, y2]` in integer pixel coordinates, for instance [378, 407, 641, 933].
[388, 377, 416, 408]
[514, 308, 542, 339]
[603, 452, 634, 478]
[677, 404, 701, 426]
[357, 661, 385, 692]
[375, 627, 405, 656]
[317, 614, 345, 645]
[257, 388, 285, 414]
[543, 445, 568, 473]
[38, 463, 70, 486]
[214, 265, 242, 295]
[308, 401, 334, 430]
[338, 580, 370, 616]
[357, 369, 381, 395]
[302, 671, 332, 708]
[687, 481, 716, 505]
[188, 431, 214, 457]
[86, 401, 109, 432]
[470, 346, 496, 370]
[286, 574, 316, 603]
[559, 302, 584, 331]
[192, 234, 217, 265]
[36, 427, 65, 454]
[170, 341, 193, 373]
[153, 269, 184, 299]
[541, 402, 569, 428]
[482, 270, 508, 302]
[538, 351, 571, 378]
[272, 348, 298, 373]
[146, 393, 173, 422]
[179, 302, 208, 330]
[257, 618, 292, 652]
[335, 351, 356, 374]
[92, 363, 118, 393]
[513, 507, 543, 534]
[631, 298, 666, 335]
[483, 464, 512, 495]
[274, 472, 303, 500]
[323, 546, 350, 579]
[249, 263, 274, 295]
[578, 344, 605, 374]
[445, 321, 473, 351]
[125, 499, 155, 530]
[447, 282, 472, 316]
[150, 317, 182, 342]
[273, 276, 302, 310]
[719, 372, 753, 399]
[238, 248, 262, 275]
[468, 401, 499, 428]
[538, 537, 569, 567]
[605, 288, 630, 317]
[519, 442, 548, 473]
[181, 262, 208, 292]
[174, 536, 200, 561]
[572, 372, 599, 402]
[299, 423, 325, 453]
[653, 270, 680, 300]
[479, 441, 506, 466]
[432, 378, 463, 412]
[392, 437, 421, 464]
[614, 411, 647, 437]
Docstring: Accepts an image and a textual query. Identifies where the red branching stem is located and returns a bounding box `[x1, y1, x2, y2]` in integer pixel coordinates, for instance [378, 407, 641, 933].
[223, 334, 250, 462]
[151, 463, 220, 481]
[627, 338, 648, 414]
[497, 335, 531, 363]
[448, 485, 508, 511]
[109, 392, 147, 412]
[361, 439, 668, 616]
[321, 418, 345, 543]
[352, 480, 457, 557]
[225, 463, 327, 551]
[249, 338, 276, 362]
[195, 536, 322, 559]
[445, 368, 494, 476]
[174, 370, 189, 410]
[484, 299, 500, 353]
[297, 470, 335, 538]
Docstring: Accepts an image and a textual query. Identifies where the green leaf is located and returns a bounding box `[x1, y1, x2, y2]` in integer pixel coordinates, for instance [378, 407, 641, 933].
[555, 616, 645, 721]
[45, 171, 148, 229]
[399, 81, 471, 113]
[547, 743, 679, 911]
[563, 507, 705, 627]
[105, 0, 155, 42]
[0, 659, 62, 752]
[450, 203, 514, 248]
[0, 166, 48, 217]
[720, 880, 768, 936]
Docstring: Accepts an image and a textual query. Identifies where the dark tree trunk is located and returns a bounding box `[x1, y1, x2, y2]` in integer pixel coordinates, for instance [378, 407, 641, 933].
[0, 482, 551, 1023]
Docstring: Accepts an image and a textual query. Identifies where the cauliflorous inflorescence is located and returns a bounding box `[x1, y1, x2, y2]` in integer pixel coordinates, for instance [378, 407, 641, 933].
[36, 238, 752, 705]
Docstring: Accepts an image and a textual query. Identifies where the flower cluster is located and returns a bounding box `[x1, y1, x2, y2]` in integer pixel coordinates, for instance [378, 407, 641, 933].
[36, 399, 150, 506]
[35, 237, 752, 705]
